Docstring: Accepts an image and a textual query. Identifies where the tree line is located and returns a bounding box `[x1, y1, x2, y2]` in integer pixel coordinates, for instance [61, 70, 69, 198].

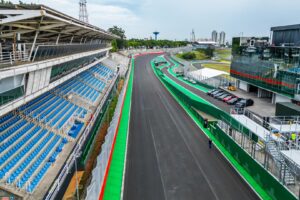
[108, 26, 188, 52]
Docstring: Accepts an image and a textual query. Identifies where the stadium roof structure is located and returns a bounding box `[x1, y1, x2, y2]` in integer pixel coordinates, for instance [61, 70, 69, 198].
[0, 4, 119, 43]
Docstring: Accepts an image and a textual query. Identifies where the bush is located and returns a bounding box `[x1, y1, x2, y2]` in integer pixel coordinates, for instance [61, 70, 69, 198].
[181, 52, 196, 60]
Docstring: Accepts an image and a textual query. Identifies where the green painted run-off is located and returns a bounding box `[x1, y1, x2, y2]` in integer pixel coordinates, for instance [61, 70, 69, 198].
[102, 59, 134, 200]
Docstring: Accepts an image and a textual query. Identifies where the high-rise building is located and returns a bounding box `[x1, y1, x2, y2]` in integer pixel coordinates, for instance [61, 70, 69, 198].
[211, 30, 218, 42]
[191, 29, 196, 42]
[219, 31, 226, 45]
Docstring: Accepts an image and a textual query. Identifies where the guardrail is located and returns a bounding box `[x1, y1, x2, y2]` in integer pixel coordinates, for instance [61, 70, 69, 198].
[0, 43, 110, 68]
[33, 43, 109, 62]
[0, 50, 29, 67]
[44, 72, 119, 200]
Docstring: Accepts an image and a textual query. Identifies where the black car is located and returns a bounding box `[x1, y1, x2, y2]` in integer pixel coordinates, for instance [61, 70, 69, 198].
[227, 97, 242, 105]
[235, 99, 254, 108]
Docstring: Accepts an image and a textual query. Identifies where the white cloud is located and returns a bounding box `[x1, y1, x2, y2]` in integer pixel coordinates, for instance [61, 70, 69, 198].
[11, 0, 140, 31]
[10, 0, 300, 40]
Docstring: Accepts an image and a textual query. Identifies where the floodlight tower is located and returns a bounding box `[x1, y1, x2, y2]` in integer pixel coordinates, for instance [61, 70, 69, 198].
[153, 31, 159, 40]
[79, 0, 89, 23]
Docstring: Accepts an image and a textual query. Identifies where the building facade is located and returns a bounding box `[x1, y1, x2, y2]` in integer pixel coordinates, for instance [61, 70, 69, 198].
[211, 30, 218, 43]
[219, 31, 226, 46]
[230, 24, 300, 104]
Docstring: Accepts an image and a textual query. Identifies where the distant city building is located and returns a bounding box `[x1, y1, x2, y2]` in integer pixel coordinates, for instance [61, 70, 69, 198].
[219, 31, 226, 46]
[211, 30, 218, 42]
[191, 29, 196, 42]
[192, 40, 217, 49]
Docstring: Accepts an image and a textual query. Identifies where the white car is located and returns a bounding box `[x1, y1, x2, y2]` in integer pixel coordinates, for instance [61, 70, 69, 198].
[189, 79, 196, 84]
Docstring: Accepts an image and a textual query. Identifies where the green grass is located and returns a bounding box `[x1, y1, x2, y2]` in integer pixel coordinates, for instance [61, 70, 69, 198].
[176, 51, 208, 60]
[215, 48, 232, 61]
[202, 63, 230, 73]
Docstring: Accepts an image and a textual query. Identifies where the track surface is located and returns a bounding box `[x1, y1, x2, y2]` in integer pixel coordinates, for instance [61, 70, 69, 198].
[123, 54, 258, 200]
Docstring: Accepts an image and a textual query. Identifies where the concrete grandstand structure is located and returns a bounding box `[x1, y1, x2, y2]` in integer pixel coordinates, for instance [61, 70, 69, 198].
[0, 4, 129, 200]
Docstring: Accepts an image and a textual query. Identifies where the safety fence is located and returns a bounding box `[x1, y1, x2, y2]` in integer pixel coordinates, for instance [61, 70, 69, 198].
[210, 122, 297, 199]
[33, 43, 109, 62]
[84, 59, 132, 200]
[152, 63, 298, 200]
[187, 72, 236, 89]
[169, 57, 216, 90]
[44, 72, 119, 200]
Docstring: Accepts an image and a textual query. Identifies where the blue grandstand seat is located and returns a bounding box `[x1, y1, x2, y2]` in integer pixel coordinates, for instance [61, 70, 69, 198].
[0, 63, 114, 193]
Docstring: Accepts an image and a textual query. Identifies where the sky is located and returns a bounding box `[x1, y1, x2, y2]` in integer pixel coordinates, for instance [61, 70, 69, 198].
[11, 0, 300, 41]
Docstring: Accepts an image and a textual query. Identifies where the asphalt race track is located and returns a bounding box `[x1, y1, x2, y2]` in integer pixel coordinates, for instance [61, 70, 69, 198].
[123, 54, 259, 200]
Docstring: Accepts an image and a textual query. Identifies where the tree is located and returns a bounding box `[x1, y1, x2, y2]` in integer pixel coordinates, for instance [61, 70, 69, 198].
[108, 26, 127, 51]
[181, 52, 196, 60]
[127, 39, 188, 49]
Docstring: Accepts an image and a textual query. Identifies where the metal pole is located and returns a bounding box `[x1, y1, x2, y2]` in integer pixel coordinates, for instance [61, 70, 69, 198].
[28, 16, 43, 61]
[75, 155, 79, 200]
[56, 33, 61, 45]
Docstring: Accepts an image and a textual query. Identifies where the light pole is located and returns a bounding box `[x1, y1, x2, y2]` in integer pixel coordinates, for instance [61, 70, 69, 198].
[74, 151, 81, 200]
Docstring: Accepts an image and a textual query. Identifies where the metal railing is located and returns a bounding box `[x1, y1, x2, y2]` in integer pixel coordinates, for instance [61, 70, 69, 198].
[0, 43, 110, 68]
[0, 50, 29, 66]
[216, 119, 299, 195]
[33, 43, 109, 62]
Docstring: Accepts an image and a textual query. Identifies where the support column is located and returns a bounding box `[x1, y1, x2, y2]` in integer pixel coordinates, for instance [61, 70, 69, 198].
[56, 33, 61, 44]
[28, 16, 43, 61]
[70, 35, 74, 44]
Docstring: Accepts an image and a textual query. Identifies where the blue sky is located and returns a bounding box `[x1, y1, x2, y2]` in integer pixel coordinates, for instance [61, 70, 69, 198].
[11, 0, 300, 41]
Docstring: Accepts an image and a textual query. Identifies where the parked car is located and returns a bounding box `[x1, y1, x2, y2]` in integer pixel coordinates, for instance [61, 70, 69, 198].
[216, 93, 231, 100]
[227, 97, 242, 105]
[213, 91, 226, 98]
[207, 89, 218, 96]
[235, 99, 254, 108]
[189, 79, 197, 84]
[228, 85, 236, 91]
[208, 89, 222, 96]
[223, 95, 235, 102]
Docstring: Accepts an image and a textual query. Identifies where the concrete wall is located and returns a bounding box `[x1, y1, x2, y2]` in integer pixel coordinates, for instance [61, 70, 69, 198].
[273, 93, 291, 104]
[26, 67, 51, 95]
[238, 80, 249, 92]
[0, 74, 24, 94]
[0, 56, 109, 116]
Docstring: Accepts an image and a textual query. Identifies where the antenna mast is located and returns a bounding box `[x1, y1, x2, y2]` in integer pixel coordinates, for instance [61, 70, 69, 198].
[79, 0, 89, 23]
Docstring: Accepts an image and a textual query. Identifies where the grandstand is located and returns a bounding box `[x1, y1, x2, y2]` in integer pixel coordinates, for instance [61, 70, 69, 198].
[0, 3, 127, 200]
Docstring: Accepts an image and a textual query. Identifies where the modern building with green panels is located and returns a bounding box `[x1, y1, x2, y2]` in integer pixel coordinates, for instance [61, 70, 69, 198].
[231, 24, 300, 105]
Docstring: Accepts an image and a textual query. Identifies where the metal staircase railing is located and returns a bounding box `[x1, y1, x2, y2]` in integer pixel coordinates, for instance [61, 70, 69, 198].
[266, 139, 295, 185]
